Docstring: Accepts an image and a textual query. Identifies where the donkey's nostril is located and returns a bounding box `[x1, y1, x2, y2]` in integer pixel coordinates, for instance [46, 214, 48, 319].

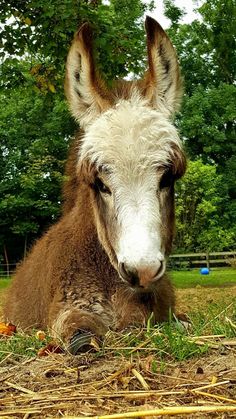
[119, 262, 127, 279]
[137, 260, 166, 288]
[153, 260, 166, 280]
[119, 262, 140, 286]
[156, 260, 163, 276]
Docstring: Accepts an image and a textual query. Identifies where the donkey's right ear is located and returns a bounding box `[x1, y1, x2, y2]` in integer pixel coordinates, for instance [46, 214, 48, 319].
[144, 16, 182, 117]
[65, 23, 111, 129]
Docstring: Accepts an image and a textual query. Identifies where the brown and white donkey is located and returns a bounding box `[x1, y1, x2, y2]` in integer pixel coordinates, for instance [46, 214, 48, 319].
[4, 17, 186, 353]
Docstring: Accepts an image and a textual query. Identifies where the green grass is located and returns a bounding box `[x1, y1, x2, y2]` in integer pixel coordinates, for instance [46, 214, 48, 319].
[103, 298, 235, 363]
[0, 332, 52, 362]
[0, 278, 10, 290]
[171, 268, 236, 288]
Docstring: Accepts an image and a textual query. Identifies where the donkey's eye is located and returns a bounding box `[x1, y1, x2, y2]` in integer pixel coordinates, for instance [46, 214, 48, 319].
[159, 169, 174, 190]
[94, 177, 111, 195]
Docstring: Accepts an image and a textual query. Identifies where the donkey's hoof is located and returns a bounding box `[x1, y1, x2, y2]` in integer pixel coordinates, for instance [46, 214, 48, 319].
[68, 330, 96, 355]
[173, 313, 192, 331]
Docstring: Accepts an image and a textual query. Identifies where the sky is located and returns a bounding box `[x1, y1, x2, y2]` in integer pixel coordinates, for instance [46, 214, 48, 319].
[145, 0, 201, 28]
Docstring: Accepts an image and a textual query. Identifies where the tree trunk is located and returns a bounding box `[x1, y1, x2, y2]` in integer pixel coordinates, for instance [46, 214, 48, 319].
[24, 235, 28, 260]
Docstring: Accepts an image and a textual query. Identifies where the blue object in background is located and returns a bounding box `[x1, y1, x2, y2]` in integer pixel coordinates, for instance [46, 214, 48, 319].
[200, 267, 210, 275]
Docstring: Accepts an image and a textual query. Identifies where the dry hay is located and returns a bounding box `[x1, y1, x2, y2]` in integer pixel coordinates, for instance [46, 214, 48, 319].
[0, 335, 236, 418]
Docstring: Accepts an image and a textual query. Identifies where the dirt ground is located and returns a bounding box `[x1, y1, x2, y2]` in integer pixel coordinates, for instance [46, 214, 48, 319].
[0, 286, 235, 418]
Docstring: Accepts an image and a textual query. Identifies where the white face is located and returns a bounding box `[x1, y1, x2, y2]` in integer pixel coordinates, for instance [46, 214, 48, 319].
[79, 94, 185, 289]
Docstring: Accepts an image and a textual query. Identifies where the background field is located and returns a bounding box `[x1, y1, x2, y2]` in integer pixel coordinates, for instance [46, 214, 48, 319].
[171, 268, 236, 288]
[1, 268, 235, 290]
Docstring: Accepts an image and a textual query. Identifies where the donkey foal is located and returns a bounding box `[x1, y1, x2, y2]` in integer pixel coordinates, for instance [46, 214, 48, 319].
[4, 17, 186, 353]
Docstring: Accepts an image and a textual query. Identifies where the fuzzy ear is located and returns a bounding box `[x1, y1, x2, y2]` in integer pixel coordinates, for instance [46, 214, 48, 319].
[65, 23, 112, 129]
[144, 16, 182, 116]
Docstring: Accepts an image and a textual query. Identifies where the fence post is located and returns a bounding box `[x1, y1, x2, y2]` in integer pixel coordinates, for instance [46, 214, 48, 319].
[3, 244, 10, 277]
[206, 251, 210, 270]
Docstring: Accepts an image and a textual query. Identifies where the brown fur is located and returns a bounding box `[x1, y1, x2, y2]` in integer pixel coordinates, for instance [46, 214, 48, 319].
[3, 17, 183, 347]
[62, 132, 83, 214]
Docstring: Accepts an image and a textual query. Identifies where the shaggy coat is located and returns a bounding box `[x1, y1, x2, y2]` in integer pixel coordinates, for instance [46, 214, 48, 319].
[4, 17, 186, 351]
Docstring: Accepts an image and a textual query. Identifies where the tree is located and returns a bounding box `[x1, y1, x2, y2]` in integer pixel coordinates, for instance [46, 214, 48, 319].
[0, 79, 75, 263]
[175, 160, 236, 252]
[164, 0, 236, 249]
[163, 0, 236, 164]
[164, 0, 236, 92]
[0, 0, 154, 90]
[180, 83, 236, 168]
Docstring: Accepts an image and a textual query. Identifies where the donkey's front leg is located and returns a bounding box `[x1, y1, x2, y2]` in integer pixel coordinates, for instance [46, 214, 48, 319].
[48, 290, 114, 354]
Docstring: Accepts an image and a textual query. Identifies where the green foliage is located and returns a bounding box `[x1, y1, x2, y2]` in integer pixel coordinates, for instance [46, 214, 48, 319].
[147, 322, 208, 361]
[0, 79, 75, 260]
[0, 278, 9, 290]
[167, 0, 236, 253]
[0, 0, 154, 89]
[175, 160, 236, 252]
[166, 0, 236, 91]
[165, 1, 236, 189]
[198, 0, 236, 84]
[163, 0, 186, 27]
[102, 296, 235, 361]
[180, 83, 236, 167]
[188, 300, 236, 337]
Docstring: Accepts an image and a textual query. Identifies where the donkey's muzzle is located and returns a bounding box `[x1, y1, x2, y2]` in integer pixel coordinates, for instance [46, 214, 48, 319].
[118, 260, 165, 289]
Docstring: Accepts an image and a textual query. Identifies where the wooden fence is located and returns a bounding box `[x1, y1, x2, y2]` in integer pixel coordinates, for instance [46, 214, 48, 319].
[169, 251, 236, 269]
[0, 263, 16, 278]
[0, 251, 236, 277]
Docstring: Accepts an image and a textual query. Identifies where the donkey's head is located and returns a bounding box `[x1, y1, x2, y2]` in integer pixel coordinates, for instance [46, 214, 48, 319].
[65, 17, 186, 290]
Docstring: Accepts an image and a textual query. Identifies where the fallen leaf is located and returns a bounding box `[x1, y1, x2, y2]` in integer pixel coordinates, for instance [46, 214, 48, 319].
[38, 342, 64, 356]
[0, 322, 16, 336]
[35, 330, 46, 341]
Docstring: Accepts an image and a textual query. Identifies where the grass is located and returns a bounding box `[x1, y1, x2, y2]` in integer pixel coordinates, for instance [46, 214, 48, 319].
[0, 277, 10, 290]
[0, 270, 235, 364]
[1, 297, 235, 364]
[171, 268, 236, 288]
[0, 331, 52, 363]
[104, 297, 235, 363]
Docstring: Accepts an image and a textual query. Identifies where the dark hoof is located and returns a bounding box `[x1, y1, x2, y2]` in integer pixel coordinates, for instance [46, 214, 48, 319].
[68, 330, 97, 355]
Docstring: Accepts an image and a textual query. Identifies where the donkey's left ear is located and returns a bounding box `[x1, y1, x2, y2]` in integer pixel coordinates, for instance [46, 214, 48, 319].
[65, 23, 112, 129]
[144, 16, 182, 116]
